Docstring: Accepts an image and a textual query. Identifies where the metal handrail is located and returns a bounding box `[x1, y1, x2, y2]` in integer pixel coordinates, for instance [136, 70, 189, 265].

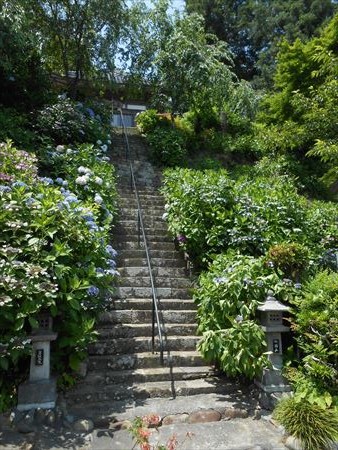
[116, 108, 164, 365]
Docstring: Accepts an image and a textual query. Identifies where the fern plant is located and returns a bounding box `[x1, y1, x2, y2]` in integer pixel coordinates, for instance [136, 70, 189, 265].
[274, 396, 338, 450]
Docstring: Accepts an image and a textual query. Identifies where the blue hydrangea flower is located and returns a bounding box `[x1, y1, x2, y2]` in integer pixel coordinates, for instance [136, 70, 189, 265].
[65, 195, 79, 203]
[87, 286, 100, 296]
[12, 181, 27, 188]
[105, 245, 117, 258]
[86, 108, 95, 118]
[25, 197, 36, 206]
[55, 177, 64, 185]
[213, 276, 228, 285]
[105, 268, 120, 276]
[82, 213, 95, 222]
[96, 268, 105, 274]
[88, 223, 99, 232]
[0, 185, 12, 193]
[39, 177, 54, 185]
[107, 259, 117, 268]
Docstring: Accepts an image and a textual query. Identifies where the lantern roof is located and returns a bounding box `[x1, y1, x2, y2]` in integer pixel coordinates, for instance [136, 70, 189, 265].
[257, 291, 290, 312]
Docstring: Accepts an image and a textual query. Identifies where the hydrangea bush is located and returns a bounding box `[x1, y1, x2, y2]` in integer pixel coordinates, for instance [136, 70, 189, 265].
[162, 166, 338, 384]
[34, 97, 111, 146]
[195, 253, 299, 379]
[0, 140, 118, 410]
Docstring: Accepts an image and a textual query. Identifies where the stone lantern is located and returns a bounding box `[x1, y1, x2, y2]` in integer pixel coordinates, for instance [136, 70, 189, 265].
[17, 314, 58, 411]
[255, 291, 292, 408]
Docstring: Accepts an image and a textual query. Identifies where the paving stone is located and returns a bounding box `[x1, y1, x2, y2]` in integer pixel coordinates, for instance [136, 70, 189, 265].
[222, 407, 249, 420]
[162, 413, 189, 425]
[188, 408, 221, 423]
[285, 436, 304, 450]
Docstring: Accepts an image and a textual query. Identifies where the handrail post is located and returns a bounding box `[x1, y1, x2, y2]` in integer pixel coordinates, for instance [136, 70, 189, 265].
[137, 212, 141, 248]
[152, 295, 155, 352]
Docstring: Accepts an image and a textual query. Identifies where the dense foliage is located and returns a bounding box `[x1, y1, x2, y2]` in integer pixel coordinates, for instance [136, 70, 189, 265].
[195, 254, 278, 378]
[257, 14, 338, 192]
[5, 0, 126, 91]
[0, 15, 50, 108]
[162, 165, 338, 392]
[0, 104, 117, 411]
[186, 0, 337, 86]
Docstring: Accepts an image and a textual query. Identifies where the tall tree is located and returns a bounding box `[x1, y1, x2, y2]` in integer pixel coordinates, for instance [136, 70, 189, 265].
[154, 13, 235, 116]
[185, 0, 337, 86]
[8, 0, 126, 93]
[0, 6, 50, 108]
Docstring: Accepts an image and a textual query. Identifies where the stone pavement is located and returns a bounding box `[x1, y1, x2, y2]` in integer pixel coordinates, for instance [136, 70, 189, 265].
[0, 393, 289, 450]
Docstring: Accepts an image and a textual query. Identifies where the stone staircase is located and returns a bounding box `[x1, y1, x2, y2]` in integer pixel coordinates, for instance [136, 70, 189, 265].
[65, 128, 243, 420]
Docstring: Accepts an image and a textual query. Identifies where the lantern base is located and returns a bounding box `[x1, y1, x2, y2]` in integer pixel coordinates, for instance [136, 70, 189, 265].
[17, 377, 57, 411]
[255, 368, 292, 410]
[255, 367, 292, 393]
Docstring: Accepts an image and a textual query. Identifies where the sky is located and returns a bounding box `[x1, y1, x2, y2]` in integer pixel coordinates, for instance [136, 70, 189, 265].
[170, 0, 185, 12]
[142, 0, 186, 13]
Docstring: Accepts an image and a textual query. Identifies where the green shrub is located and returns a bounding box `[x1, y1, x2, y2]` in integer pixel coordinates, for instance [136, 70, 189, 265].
[135, 109, 168, 134]
[34, 97, 108, 145]
[0, 108, 36, 150]
[162, 167, 338, 267]
[0, 16, 50, 109]
[162, 168, 234, 266]
[0, 141, 118, 411]
[266, 242, 309, 279]
[195, 253, 281, 378]
[291, 270, 338, 392]
[147, 127, 188, 167]
[274, 396, 338, 450]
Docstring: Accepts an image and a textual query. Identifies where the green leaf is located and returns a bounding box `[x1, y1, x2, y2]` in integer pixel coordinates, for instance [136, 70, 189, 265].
[69, 353, 81, 371]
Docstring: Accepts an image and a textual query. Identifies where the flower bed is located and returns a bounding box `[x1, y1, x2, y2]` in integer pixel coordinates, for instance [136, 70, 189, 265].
[0, 136, 118, 411]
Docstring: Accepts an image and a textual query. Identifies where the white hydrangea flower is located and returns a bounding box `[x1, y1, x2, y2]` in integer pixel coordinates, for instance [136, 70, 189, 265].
[97, 140, 102, 145]
[95, 177, 103, 185]
[94, 193, 103, 204]
[56, 145, 65, 152]
[75, 175, 89, 185]
[101, 144, 108, 152]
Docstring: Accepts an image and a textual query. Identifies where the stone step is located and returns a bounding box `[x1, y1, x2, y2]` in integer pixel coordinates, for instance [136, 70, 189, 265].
[111, 286, 192, 300]
[88, 350, 205, 371]
[97, 323, 197, 339]
[114, 225, 169, 236]
[118, 276, 192, 289]
[114, 234, 172, 244]
[109, 298, 196, 311]
[99, 308, 196, 324]
[118, 266, 188, 278]
[81, 365, 216, 386]
[118, 192, 163, 201]
[88, 336, 199, 355]
[119, 197, 165, 206]
[117, 187, 162, 195]
[66, 377, 236, 404]
[118, 257, 186, 268]
[117, 219, 168, 229]
[118, 206, 165, 216]
[117, 249, 183, 260]
[115, 241, 176, 251]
